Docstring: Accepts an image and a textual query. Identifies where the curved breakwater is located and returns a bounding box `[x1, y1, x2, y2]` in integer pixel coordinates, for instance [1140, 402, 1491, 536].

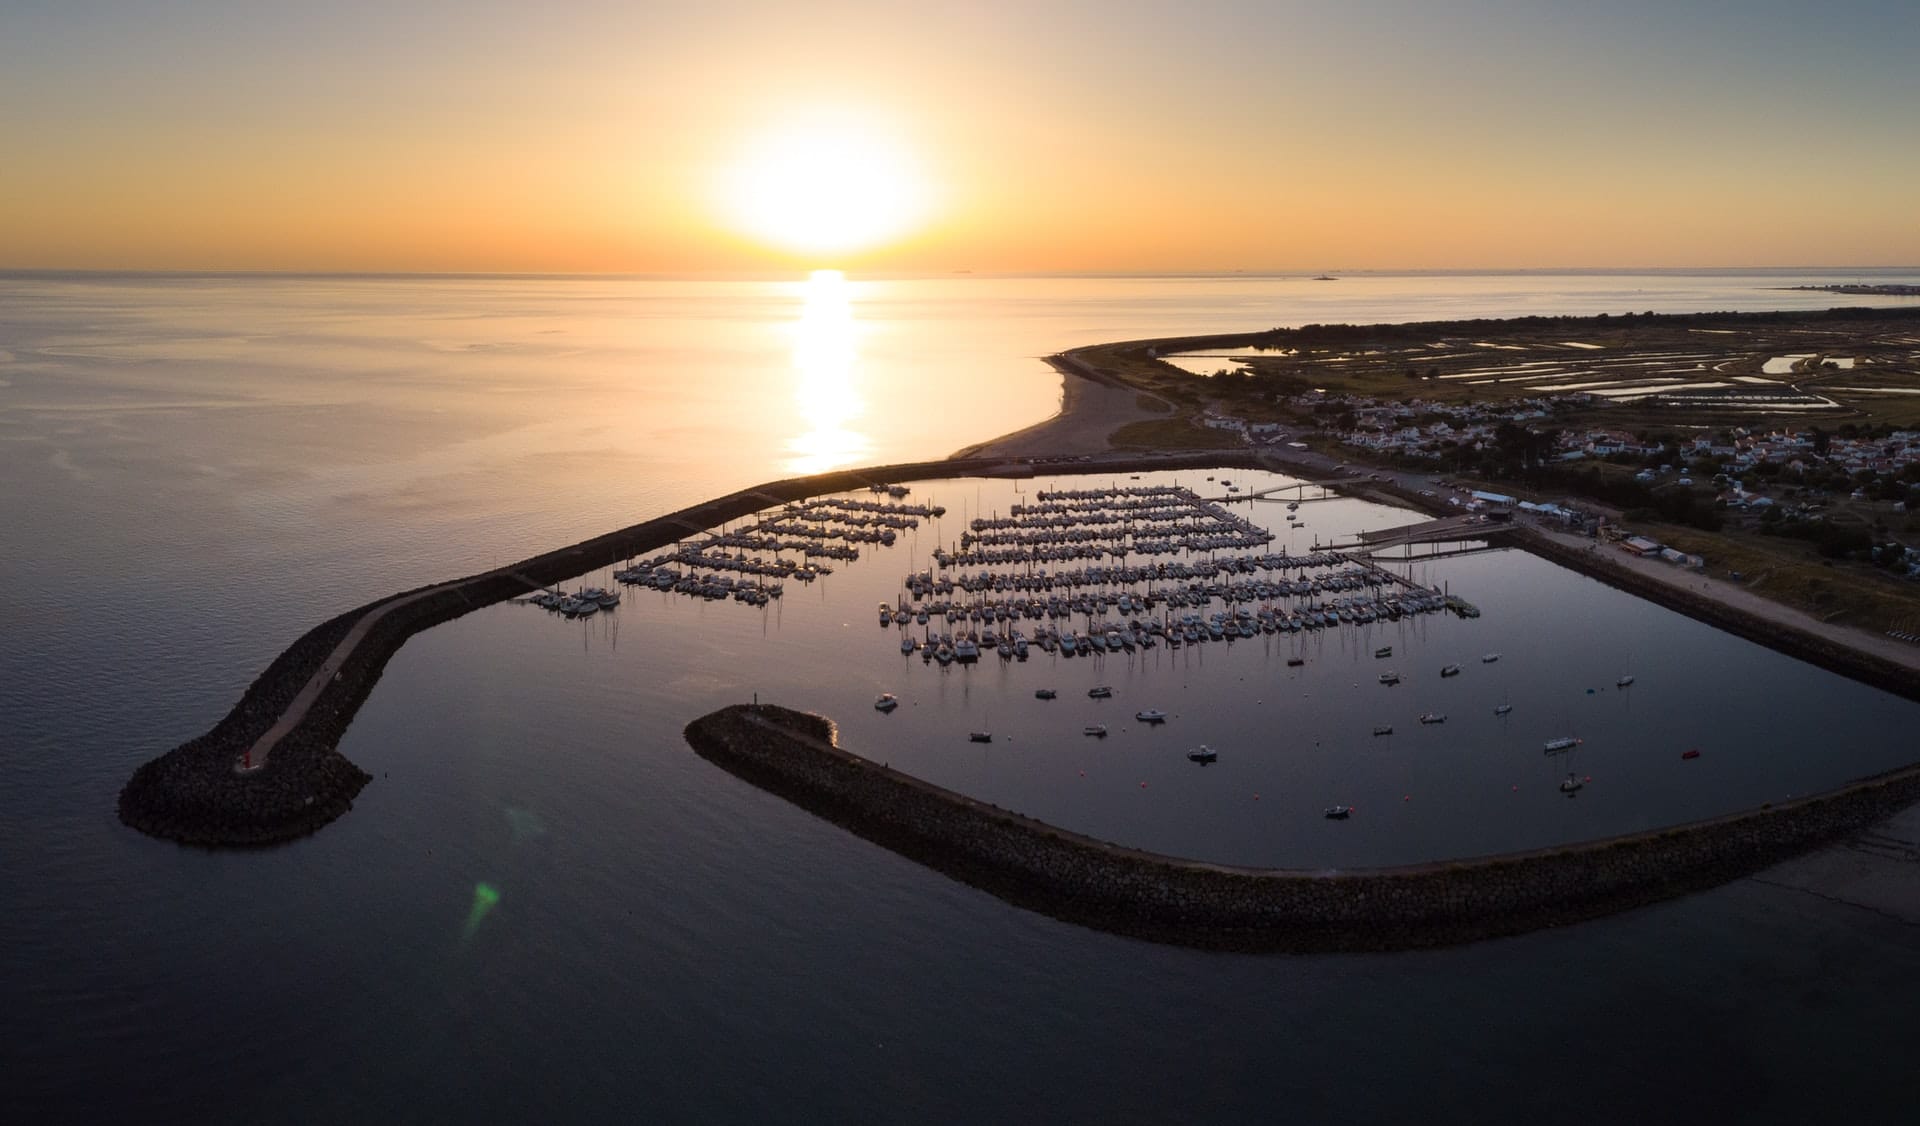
[689, 703, 1920, 952]
[119, 443, 1920, 849]
[117, 452, 1262, 846]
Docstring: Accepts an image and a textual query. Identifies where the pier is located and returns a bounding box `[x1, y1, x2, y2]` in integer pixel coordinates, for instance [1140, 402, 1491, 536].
[688, 702, 1920, 953]
[1317, 514, 1519, 554]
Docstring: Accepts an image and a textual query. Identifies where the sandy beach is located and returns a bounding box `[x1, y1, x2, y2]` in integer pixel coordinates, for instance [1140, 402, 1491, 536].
[950, 353, 1172, 459]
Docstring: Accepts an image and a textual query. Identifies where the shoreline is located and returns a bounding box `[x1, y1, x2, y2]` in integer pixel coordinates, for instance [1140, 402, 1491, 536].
[950, 353, 1172, 460]
[965, 337, 1920, 680]
[688, 703, 1920, 953]
[121, 331, 1920, 849]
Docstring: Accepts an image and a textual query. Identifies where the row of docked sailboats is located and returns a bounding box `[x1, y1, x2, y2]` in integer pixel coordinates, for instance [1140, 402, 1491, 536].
[526, 586, 620, 618]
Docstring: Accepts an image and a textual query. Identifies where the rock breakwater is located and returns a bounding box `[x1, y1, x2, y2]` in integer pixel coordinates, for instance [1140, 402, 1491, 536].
[119, 451, 1262, 847]
[688, 703, 1920, 952]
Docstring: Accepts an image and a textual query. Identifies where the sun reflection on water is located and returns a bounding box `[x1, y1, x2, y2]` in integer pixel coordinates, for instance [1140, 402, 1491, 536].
[784, 269, 872, 474]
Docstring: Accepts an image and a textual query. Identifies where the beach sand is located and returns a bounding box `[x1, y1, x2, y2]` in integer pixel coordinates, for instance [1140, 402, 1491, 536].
[951, 354, 1171, 459]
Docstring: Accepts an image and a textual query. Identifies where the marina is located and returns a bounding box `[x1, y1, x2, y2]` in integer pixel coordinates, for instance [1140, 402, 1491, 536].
[444, 463, 1920, 870]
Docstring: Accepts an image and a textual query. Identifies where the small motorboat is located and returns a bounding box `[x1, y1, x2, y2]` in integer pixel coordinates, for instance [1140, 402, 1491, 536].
[1616, 675, 1636, 688]
[1035, 688, 1057, 700]
[1374, 646, 1393, 659]
[1286, 657, 1305, 667]
[1088, 686, 1113, 699]
[1083, 725, 1108, 738]
[969, 731, 993, 744]
[1440, 664, 1462, 678]
[1419, 712, 1446, 725]
[1681, 748, 1701, 760]
[1135, 709, 1168, 723]
[1494, 703, 1513, 716]
[1379, 672, 1401, 685]
[1373, 725, 1394, 736]
[1482, 653, 1502, 663]
[1543, 736, 1582, 754]
[1186, 745, 1218, 764]
[874, 693, 899, 713]
[1324, 805, 1353, 820]
[1560, 773, 1584, 794]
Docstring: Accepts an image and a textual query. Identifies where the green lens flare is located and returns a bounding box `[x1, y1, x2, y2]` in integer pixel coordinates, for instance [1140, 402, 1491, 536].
[462, 882, 501, 940]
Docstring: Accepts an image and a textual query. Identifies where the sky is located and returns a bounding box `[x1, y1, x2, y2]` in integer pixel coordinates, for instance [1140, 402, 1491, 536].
[3, 0, 1917, 273]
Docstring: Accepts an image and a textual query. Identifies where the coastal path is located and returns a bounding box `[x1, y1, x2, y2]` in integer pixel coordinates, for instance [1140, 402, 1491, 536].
[235, 568, 547, 774]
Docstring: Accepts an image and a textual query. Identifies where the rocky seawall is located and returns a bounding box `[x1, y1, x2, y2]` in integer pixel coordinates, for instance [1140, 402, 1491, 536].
[1515, 530, 1920, 704]
[119, 451, 1262, 847]
[689, 703, 1920, 953]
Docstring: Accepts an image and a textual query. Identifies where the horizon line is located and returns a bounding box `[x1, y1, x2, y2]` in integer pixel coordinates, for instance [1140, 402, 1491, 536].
[2, 265, 1918, 283]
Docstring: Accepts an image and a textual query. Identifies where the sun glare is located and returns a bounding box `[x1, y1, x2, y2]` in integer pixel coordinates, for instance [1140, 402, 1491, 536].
[721, 116, 930, 257]
[785, 269, 871, 474]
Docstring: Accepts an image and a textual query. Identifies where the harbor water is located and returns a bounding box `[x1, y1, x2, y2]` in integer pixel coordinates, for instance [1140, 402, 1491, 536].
[5, 269, 1920, 1122]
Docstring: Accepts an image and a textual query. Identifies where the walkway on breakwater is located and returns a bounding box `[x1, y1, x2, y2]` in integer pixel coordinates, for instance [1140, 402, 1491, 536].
[1527, 524, 1920, 674]
[237, 570, 546, 773]
[121, 450, 1269, 846]
[689, 703, 1920, 953]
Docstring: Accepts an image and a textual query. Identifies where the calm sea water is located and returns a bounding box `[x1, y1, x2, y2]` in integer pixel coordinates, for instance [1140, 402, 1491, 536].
[5, 270, 1920, 1123]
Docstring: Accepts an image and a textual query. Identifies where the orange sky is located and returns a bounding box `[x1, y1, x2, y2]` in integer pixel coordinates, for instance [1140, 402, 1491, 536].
[3, 1, 1917, 272]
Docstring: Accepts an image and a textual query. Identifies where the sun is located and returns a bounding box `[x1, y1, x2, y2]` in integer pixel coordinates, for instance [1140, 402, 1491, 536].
[720, 113, 931, 258]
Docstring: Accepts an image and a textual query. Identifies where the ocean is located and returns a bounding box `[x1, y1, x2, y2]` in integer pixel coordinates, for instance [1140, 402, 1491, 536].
[4, 269, 1919, 1123]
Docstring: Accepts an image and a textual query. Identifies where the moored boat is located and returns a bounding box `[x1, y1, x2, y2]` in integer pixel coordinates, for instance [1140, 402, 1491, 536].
[1135, 709, 1168, 723]
[1379, 672, 1400, 685]
[1088, 686, 1112, 699]
[969, 731, 993, 744]
[1616, 675, 1635, 687]
[1440, 664, 1461, 678]
[1084, 725, 1108, 737]
[1286, 657, 1305, 667]
[1494, 703, 1513, 716]
[1482, 652, 1501, 663]
[1324, 805, 1352, 819]
[1544, 736, 1582, 754]
[1419, 712, 1446, 724]
[1374, 646, 1392, 659]
[1681, 748, 1701, 760]
[1560, 773, 1584, 793]
[874, 693, 899, 712]
[1186, 745, 1218, 763]
[1035, 688, 1057, 700]
[1373, 725, 1394, 736]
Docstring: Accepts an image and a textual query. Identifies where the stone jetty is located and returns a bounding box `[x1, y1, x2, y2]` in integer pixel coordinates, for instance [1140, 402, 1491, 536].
[118, 451, 1263, 847]
[688, 703, 1920, 953]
